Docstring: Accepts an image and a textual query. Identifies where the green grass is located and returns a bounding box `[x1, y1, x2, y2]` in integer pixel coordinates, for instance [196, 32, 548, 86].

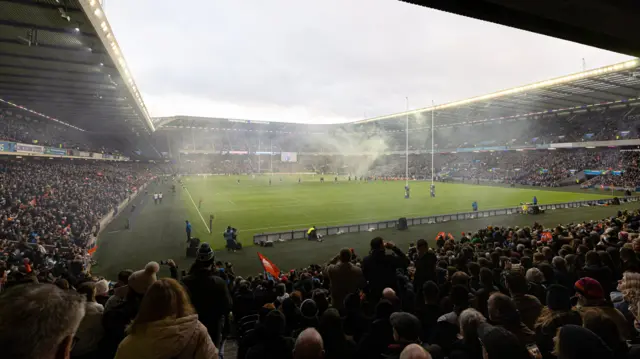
[91, 176, 621, 279]
[180, 175, 613, 246]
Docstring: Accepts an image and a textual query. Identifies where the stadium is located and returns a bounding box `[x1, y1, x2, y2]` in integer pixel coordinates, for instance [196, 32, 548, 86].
[3, 1, 640, 359]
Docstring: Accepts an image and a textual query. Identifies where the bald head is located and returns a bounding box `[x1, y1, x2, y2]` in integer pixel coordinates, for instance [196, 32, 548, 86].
[400, 344, 432, 359]
[383, 287, 396, 299]
[293, 328, 324, 359]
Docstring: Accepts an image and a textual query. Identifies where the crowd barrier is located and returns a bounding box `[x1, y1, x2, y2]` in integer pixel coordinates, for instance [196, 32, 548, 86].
[253, 196, 640, 244]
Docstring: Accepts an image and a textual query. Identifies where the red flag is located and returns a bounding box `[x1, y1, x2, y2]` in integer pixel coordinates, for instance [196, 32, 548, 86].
[29, 198, 36, 206]
[541, 231, 553, 242]
[257, 252, 280, 278]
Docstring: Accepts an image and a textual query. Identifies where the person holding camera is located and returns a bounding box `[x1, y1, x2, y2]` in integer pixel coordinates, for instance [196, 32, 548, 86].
[223, 226, 241, 252]
[362, 237, 409, 304]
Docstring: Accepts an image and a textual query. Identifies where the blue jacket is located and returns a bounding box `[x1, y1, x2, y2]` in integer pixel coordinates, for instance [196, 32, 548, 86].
[186, 223, 192, 232]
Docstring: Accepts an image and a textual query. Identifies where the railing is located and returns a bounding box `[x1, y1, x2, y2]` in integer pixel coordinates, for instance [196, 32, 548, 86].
[253, 196, 640, 244]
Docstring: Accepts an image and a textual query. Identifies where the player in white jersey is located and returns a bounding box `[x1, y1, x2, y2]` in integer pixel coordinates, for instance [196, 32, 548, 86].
[153, 193, 159, 204]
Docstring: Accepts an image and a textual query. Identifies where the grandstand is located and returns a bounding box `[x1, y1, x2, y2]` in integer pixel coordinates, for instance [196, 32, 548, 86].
[5, 2, 640, 359]
[0, 0, 639, 273]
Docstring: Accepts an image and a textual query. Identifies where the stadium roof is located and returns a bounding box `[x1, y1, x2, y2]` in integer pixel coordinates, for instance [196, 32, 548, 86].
[0, 0, 153, 134]
[355, 59, 640, 126]
[407, 0, 640, 58]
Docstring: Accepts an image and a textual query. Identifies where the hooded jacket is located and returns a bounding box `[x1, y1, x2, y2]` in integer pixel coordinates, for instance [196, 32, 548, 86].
[114, 314, 218, 359]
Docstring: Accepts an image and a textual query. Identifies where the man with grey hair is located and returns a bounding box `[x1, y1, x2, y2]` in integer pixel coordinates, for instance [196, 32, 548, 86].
[0, 284, 86, 359]
[293, 327, 324, 359]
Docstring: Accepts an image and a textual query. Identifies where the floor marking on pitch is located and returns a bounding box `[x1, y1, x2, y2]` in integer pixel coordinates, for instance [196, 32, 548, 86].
[184, 187, 211, 233]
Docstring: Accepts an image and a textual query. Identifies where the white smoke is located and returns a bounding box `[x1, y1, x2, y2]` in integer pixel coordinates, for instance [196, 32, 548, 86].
[307, 126, 390, 176]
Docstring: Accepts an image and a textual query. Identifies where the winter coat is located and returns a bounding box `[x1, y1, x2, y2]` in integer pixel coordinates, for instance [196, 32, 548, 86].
[72, 301, 104, 356]
[114, 314, 218, 359]
[362, 248, 409, 302]
[179, 268, 232, 347]
[511, 294, 542, 330]
[326, 261, 365, 310]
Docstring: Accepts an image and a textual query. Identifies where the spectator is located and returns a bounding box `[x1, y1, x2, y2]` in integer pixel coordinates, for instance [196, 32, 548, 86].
[94, 279, 110, 306]
[318, 308, 357, 359]
[357, 299, 394, 359]
[0, 283, 86, 359]
[170, 243, 232, 349]
[296, 299, 320, 335]
[417, 281, 442, 342]
[103, 261, 159, 358]
[505, 270, 542, 330]
[293, 327, 325, 359]
[615, 271, 640, 336]
[581, 251, 614, 295]
[487, 293, 536, 346]
[363, 238, 409, 303]
[281, 297, 302, 337]
[534, 285, 582, 359]
[437, 285, 470, 325]
[72, 281, 105, 359]
[413, 239, 438, 305]
[554, 325, 613, 359]
[114, 278, 218, 359]
[325, 248, 365, 311]
[451, 308, 486, 359]
[581, 308, 629, 359]
[474, 267, 498, 317]
[400, 344, 432, 359]
[476, 322, 527, 359]
[385, 312, 424, 359]
[573, 277, 630, 339]
[105, 269, 134, 311]
[246, 310, 295, 359]
[342, 293, 369, 343]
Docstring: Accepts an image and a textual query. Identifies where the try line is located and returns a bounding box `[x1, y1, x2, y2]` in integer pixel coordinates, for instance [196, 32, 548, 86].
[183, 186, 211, 233]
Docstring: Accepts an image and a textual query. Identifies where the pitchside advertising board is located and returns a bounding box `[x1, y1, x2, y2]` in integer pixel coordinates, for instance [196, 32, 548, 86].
[44, 147, 68, 156]
[0, 141, 15, 152]
[16, 143, 44, 154]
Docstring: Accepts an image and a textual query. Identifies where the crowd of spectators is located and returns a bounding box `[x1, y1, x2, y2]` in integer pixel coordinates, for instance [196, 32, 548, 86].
[168, 106, 640, 153]
[6, 200, 640, 359]
[0, 159, 155, 290]
[175, 148, 640, 190]
[0, 111, 125, 155]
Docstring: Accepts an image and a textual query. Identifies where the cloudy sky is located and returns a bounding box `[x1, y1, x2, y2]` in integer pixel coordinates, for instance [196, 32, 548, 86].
[105, 0, 633, 124]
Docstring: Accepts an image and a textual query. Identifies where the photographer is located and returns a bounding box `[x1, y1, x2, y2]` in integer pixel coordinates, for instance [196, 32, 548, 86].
[223, 226, 241, 252]
[362, 237, 409, 304]
[168, 243, 232, 349]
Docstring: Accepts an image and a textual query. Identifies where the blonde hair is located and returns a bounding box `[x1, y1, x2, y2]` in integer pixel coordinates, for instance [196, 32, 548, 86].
[128, 278, 195, 334]
[620, 272, 640, 316]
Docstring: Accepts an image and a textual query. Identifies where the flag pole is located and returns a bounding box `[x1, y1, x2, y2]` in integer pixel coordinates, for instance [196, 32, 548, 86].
[405, 97, 409, 186]
[431, 100, 435, 186]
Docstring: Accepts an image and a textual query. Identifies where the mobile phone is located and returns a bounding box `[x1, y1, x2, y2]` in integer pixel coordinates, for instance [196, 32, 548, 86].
[526, 344, 542, 359]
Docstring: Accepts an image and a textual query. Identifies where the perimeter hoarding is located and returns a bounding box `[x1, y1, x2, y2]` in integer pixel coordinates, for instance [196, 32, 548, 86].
[16, 143, 44, 154]
[0, 141, 15, 153]
[44, 147, 68, 156]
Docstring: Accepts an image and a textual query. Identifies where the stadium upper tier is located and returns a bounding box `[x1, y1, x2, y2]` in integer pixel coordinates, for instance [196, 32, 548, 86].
[0, 0, 160, 158]
[156, 104, 640, 153]
[155, 59, 640, 154]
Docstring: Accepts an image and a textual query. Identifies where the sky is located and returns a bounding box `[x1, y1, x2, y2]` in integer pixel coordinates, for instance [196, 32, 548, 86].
[104, 0, 633, 124]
